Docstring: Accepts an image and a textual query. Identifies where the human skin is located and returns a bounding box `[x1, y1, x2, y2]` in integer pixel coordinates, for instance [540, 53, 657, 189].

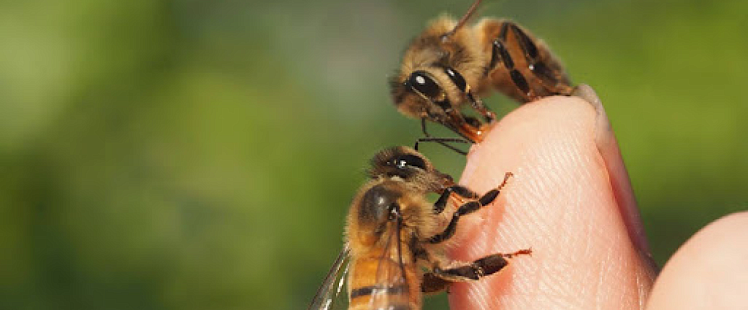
[446, 87, 748, 310]
[646, 211, 748, 310]
[447, 88, 658, 310]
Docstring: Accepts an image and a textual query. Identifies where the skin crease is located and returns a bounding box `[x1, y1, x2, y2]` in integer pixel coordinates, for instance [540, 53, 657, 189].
[444, 93, 747, 310]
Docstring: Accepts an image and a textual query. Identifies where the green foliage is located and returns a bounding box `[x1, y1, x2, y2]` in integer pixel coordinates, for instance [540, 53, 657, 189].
[1, 0, 745, 309]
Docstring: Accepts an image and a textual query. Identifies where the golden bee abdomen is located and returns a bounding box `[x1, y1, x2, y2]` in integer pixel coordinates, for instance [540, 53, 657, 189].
[347, 257, 421, 310]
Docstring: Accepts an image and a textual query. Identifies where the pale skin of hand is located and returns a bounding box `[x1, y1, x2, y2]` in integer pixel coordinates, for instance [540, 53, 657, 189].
[444, 87, 748, 310]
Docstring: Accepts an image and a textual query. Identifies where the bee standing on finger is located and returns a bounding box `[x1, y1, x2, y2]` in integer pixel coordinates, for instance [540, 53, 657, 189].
[390, 0, 574, 144]
[308, 147, 531, 310]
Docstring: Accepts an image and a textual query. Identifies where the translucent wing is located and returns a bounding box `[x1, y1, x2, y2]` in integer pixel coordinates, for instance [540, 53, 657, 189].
[308, 244, 351, 310]
[369, 220, 411, 309]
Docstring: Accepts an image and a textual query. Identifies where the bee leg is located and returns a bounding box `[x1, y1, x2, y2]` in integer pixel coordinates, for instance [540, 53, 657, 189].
[415, 248, 452, 294]
[492, 21, 535, 102]
[424, 249, 532, 286]
[443, 109, 485, 143]
[430, 98, 487, 143]
[415, 119, 470, 155]
[429, 172, 513, 243]
[488, 20, 574, 102]
[421, 272, 452, 294]
[442, 66, 496, 123]
[415, 137, 469, 155]
[466, 91, 495, 123]
[432, 185, 479, 214]
[506, 23, 573, 96]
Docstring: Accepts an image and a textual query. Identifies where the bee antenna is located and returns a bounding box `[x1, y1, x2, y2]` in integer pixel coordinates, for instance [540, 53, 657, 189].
[443, 0, 482, 38]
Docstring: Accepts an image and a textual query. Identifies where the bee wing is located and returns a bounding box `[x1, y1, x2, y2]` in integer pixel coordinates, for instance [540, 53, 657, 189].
[308, 244, 352, 310]
[369, 220, 410, 309]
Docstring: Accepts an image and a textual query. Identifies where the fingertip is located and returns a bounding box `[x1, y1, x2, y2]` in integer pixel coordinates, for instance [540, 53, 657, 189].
[647, 211, 748, 310]
[449, 96, 654, 310]
[456, 95, 606, 253]
[575, 84, 650, 255]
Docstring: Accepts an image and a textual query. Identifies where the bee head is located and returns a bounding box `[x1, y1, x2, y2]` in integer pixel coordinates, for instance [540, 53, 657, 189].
[368, 146, 453, 192]
[390, 68, 453, 123]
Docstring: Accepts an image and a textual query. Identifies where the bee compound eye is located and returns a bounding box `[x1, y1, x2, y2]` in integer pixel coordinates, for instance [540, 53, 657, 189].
[444, 67, 467, 92]
[408, 71, 442, 100]
[394, 154, 427, 171]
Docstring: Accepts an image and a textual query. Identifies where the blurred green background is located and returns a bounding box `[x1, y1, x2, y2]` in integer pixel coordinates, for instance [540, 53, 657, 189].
[1, 0, 746, 309]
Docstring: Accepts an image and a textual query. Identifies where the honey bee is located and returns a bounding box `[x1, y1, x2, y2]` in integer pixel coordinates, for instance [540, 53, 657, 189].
[390, 0, 574, 143]
[308, 147, 531, 310]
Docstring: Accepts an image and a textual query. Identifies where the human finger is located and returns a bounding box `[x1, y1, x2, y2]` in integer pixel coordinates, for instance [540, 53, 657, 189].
[646, 211, 748, 310]
[448, 94, 656, 310]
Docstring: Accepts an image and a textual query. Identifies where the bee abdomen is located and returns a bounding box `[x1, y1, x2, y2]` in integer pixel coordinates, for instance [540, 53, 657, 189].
[349, 284, 413, 310]
[349, 300, 412, 310]
[350, 285, 407, 299]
